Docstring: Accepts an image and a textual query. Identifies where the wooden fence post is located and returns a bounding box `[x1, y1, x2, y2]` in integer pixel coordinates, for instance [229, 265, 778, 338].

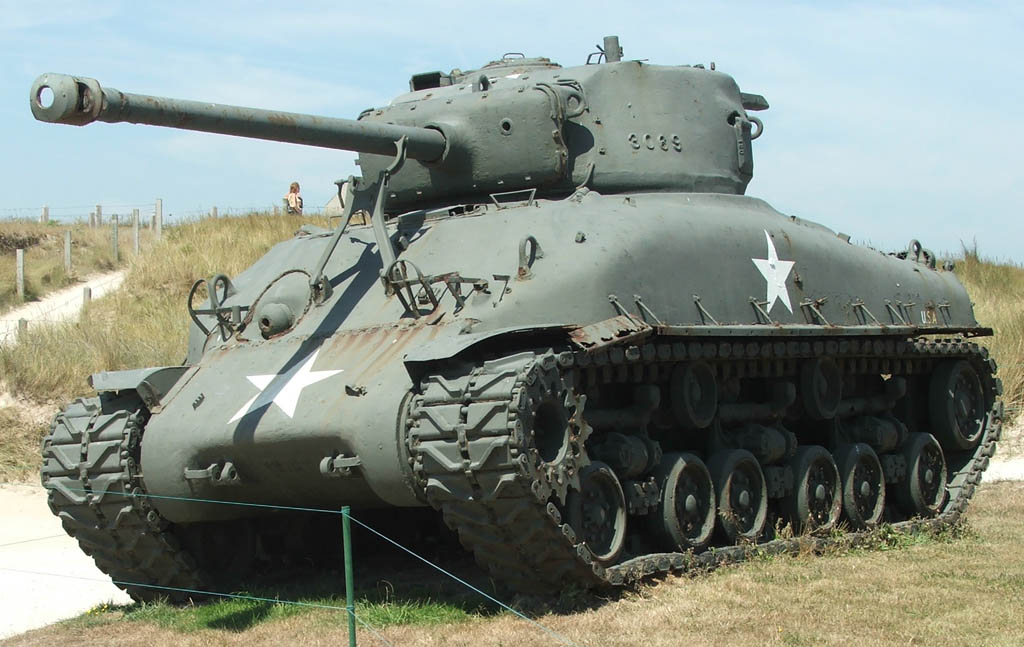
[16, 249, 25, 300]
[155, 198, 163, 239]
[133, 208, 140, 254]
[212, 205, 218, 219]
[40, 205, 49, 224]
[112, 214, 119, 263]
[95, 204, 102, 227]
[89, 211, 96, 227]
[64, 230, 72, 274]
[82, 287, 92, 310]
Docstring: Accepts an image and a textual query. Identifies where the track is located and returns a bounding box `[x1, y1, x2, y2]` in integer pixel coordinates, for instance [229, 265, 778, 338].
[40, 396, 206, 602]
[38, 336, 1001, 600]
[406, 336, 1002, 591]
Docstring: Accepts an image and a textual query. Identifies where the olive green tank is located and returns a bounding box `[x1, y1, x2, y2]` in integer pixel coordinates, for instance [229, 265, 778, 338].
[30, 35, 1001, 599]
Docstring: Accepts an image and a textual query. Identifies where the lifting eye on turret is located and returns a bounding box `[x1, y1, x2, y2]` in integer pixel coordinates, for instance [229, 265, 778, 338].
[728, 111, 763, 140]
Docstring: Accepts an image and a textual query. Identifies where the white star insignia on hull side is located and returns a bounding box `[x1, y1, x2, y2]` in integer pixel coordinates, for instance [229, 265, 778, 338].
[228, 348, 343, 423]
[752, 229, 795, 314]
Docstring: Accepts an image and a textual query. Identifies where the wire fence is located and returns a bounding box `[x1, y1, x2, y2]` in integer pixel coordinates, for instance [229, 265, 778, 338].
[0, 204, 158, 226]
[0, 203, 326, 226]
[0, 565, 396, 646]
[0, 481, 579, 646]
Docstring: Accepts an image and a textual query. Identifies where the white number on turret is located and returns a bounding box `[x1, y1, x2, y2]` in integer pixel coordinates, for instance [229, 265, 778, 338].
[627, 133, 683, 152]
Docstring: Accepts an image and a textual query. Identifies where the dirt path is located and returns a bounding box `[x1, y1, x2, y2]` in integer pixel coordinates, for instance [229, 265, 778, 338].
[0, 271, 126, 346]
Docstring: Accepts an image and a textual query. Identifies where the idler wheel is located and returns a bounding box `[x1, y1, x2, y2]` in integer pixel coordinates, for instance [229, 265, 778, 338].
[834, 443, 885, 529]
[565, 461, 627, 565]
[647, 452, 716, 552]
[895, 432, 947, 517]
[708, 449, 768, 543]
[670, 361, 717, 429]
[784, 445, 841, 533]
[800, 358, 842, 420]
[929, 360, 985, 451]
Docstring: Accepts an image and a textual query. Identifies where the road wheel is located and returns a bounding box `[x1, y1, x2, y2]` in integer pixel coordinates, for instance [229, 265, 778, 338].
[647, 452, 716, 552]
[708, 449, 768, 543]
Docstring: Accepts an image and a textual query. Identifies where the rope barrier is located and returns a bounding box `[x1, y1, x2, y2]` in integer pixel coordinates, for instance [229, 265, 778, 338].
[0, 566, 394, 646]
[344, 510, 580, 647]
[0, 534, 66, 549]
[9, 482, 576, 645]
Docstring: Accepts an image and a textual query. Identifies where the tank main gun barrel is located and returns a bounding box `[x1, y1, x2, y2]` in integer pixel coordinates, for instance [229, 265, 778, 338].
[29, 73, 448, 162]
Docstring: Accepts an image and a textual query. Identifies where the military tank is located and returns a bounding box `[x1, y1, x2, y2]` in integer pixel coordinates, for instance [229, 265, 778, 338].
[30, 36, 1002, 598]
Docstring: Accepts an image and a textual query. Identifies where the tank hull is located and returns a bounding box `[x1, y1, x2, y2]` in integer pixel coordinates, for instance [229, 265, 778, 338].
[137, 192, 980, 525]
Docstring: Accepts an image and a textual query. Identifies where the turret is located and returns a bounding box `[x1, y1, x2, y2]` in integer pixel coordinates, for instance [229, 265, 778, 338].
[30, 37, 769, 213]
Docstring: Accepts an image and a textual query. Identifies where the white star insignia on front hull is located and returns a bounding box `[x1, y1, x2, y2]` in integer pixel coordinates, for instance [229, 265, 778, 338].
[752, 229, 795, 314]
[228, 348, 342, 423]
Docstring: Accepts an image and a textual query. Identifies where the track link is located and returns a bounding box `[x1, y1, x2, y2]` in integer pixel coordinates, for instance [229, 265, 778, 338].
[41, 396, 206, 602]
[406, 337, 1003, 591]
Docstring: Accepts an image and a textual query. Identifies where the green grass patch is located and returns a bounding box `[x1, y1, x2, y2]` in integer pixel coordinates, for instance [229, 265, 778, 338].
[70, 591, 477, 634]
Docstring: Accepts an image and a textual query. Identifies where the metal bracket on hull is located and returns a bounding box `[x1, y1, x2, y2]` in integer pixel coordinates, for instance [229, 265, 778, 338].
[311, 137, 408, 304]
[321, 453, 362, 478]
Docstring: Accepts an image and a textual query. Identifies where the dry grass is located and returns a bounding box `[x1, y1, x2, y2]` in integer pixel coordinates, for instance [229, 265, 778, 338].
[0, 213, 325, 405]
[0, 220, 148, 314]
[6, 481, 1023, 646]
[0, 406, 48, 483]
[998, 416, 1024, 458]
[955, 246, 1024, 414]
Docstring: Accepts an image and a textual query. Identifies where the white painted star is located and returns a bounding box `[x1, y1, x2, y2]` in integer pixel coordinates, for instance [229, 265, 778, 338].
[751, 229, 795, 314]
[229, 349, 343, 423]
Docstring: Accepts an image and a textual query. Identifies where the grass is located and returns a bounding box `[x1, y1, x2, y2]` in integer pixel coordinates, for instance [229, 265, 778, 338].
[0, 220, 148, 314]
[6, 480, 1024, 646]
[0, 405, 48, 482]
[955, 244, 1024, 413]
[0, 213, 325, 405]
[74, 595, 474, 634]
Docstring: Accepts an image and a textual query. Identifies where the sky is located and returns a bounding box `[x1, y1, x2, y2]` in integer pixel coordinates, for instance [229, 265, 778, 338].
[2, 1, 1022, 263]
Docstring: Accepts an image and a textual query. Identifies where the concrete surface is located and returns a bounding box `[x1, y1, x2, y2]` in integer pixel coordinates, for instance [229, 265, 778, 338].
[0, 484, 133, 639]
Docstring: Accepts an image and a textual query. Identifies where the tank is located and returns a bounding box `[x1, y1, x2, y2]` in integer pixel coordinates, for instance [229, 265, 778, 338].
[30, 35, 1002, 598]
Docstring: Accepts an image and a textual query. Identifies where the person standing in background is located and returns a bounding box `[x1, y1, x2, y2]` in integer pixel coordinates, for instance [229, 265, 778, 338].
[284, 181, 303, 214]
